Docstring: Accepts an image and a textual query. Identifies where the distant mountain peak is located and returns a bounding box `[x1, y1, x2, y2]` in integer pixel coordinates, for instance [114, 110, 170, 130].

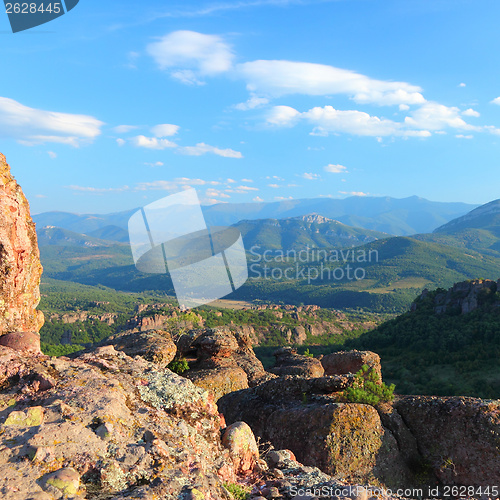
[434, 198, 500, 233]
[291, 213, 337, 224]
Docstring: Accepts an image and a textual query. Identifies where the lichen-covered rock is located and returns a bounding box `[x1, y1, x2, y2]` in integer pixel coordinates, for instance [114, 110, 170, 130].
[219, 377, 417, 487]
[395, 395, 500, 486]
[3, 406, 43, 427]
[221, 421, 259, 474]
[185, 362, 249, 401]
[39, 467, 81, 497]
[269, 347, 324, 377]
[95, 329, 177, 367]
[0, 344, 236, 499]
[176, 327, 269, 387]
[321, 350, 382, 380]
[0, 153, 44, 338]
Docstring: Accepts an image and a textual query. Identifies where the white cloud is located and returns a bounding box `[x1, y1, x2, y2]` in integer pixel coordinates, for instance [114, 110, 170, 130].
[462, 108, 480, 117]
[147, 30, 234, 84]
[237, 60, 425, 106]
[241, 178, 253, 182]
[35, 194, 47, 198]
[235, 185, 258, 191]
[151, 123, 180, 137]
[456, 134, 473, 139]
[275, 196, 293, 200]
[268, 183, 280, 188]
[266, 102, 493, 138]
[116, 138, 126, 146]
[47, 151, 57, 159]
[206, 188, 230, 198]
[203, 198, 229, 205]
[177, 142, 243, 158]
[491, 97, 500, 106]
[324, 164, 347, 174]
[267, 105, 301, 126]
[113, 125, 138, 134]
[459, 83, 466, 87]
[302, 106, 403, 136]
[0, 97, 103, 147]
[135, 180, 178, 191]
[266, 175, 284, 181]
[302, 172, 320, 180]
[399, 104, 410, 111]
[234, 94, 270, 110]
[226, 178, 236, 183]
[131, 135, 177, 149]
[340, 191, 368, 197]
[135, 178, 220, 192]
[67, 185, 129, 193]
[405, 102, 479, 131]
[253, 196, 264, 202]
[144, 161, 164, 167]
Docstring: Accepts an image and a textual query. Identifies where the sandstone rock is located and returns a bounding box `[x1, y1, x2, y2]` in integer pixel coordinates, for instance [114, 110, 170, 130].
[269, 347, 324, 377]
[3, 406, 44, 427]
[219, 377, 416, 487]
[395, 395, 500, 486]
[321, 350, 382, 380]
[40, 467, 80, 497]
[0, 153, 44, 337]
[96, 329, 177, 367]
[177, 328, 271, 399]
[221, 421, 259, 474]
[0, 331, 41, 353]
[185, 363, 249, 401]
[0, 344, 236, 499]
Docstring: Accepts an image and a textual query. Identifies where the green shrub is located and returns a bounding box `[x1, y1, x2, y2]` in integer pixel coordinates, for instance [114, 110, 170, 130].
[167, 358, 190, 375]
[223, 483, 251, 500]
[343, 364, 395, 405]
[302, 348, 314, 358]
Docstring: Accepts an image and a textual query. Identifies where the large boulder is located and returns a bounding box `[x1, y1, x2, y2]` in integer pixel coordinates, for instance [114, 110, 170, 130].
[94, 329, 177, 367]
[176, 328, 273, 400]
[218, 375, 414, 487]
[321, 350, 382, 380]
[269, 347, 324, 377]
[395, 395, 500, 486]
[0, 153, 44, 344]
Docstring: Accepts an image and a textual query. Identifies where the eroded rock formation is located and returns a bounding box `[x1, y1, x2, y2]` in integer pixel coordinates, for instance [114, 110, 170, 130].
[0, 153, 44, 346]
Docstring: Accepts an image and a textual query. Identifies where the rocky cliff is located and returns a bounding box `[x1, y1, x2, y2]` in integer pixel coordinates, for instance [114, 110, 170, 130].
[412, 278, 500, 315]
[0, 153, 44, 350]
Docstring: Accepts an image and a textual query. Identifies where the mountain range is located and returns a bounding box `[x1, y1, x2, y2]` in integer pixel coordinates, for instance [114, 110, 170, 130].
[33, 195, 477, 238]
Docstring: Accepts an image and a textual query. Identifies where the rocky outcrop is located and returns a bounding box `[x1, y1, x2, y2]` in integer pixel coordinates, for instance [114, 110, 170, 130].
[0, 153, 44, 342]
[175, 328, 271, 401]
[0, 344, 240, 499]
[321, 350, 382, 380]
[49, 312, 118, 325]
[218, 375, 417, 487]
[95, 329, 177, 368]
[269, 347, 324, 377]
[220, 375, 500, 489]
[395, 396, 500, 486]
[412, 279, 500, 315]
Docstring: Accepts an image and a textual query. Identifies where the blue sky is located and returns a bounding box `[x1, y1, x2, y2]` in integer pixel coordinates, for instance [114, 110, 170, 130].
[1, 0, 500, 214]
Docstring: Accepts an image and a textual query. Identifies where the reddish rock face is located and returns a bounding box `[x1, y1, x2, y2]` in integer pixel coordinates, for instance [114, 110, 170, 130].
[321, 350, 382, 380]
[0, 153, 44, 336]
